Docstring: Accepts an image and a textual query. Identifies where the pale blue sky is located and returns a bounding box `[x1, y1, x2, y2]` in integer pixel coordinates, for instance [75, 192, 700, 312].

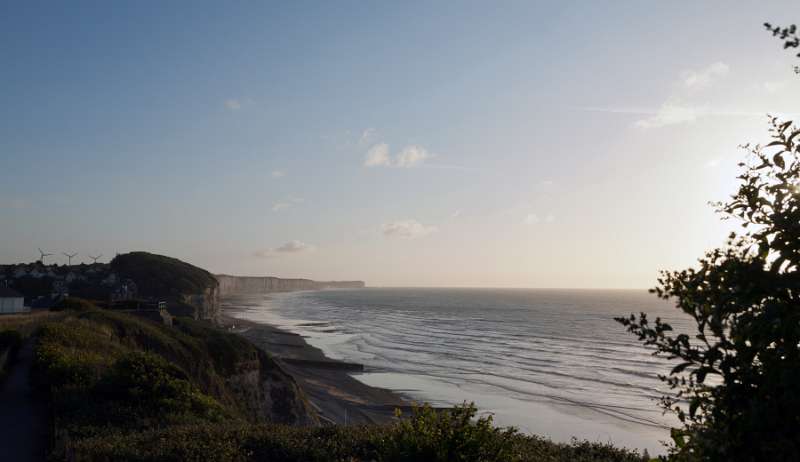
[1, 1, 798, 287]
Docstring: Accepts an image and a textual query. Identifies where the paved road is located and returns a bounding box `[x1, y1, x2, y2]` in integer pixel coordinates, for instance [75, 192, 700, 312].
[0, 340, 48, 461]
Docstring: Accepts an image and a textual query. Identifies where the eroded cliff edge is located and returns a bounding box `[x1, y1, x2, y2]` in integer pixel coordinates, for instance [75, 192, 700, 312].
[216, 274, 365, 295]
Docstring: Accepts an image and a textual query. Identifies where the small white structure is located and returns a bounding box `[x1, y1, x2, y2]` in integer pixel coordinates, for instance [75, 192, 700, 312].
[0, 287, 27, 314]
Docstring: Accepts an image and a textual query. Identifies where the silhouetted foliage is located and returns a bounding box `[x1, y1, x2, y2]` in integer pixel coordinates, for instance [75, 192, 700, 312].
[764, 22, 800, 74]
[617, 116, 800, 461]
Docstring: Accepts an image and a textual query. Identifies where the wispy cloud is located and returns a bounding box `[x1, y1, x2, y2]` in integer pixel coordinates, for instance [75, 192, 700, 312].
[275, 240, 315, 253]
[364, 143, 391, 167]
[581, 104, 780, 130]
[580, 61, 739, 129]
[272, 196, 304, 212]
[364, 143, 431, 168]
[681, 62, 729, 89]
[253, 240, 316, 258]
[636, 62, 728, 128]
[224, 99, 242, 110]
[271, 169, 286, 178]
[381, 219, 437, 239]
[272, 202, 290, 211]
[395, 145, 430, 167]
[358, 128, 376, 146]
[634, 101, 704, 128]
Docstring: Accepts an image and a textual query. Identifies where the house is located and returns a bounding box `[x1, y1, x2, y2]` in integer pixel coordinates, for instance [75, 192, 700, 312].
[65, 271, 86, 283]
[110, 279, 138, 301]
[102, 273, 118, 286]
[0, 287, 28, 314]
[52, 280, 69, 297]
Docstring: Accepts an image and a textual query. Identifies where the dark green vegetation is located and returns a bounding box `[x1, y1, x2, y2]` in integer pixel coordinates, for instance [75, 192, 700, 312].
[58, 402, 646, 462]
[19, 299, 646, 462]
[111, 252, 218, 297]
[617, 28, 800, 461]
[31, 300, 315, 459]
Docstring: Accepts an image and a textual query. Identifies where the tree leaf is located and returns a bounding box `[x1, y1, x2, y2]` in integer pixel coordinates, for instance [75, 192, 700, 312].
[671, 362, 693, 374]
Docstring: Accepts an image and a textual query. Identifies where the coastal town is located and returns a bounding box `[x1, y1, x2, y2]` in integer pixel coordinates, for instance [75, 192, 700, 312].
[0, 258, 138, 311]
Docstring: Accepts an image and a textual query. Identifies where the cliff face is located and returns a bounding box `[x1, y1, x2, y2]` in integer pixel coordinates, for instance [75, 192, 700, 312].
[178, 286, 220, 324]
[216, 274, 365, 296]
[224, 350, 318, 425]
[111, 252, 222, 323]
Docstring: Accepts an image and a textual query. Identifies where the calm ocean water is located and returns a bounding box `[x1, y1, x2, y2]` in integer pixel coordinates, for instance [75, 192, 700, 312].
[225, 288, 692, 455]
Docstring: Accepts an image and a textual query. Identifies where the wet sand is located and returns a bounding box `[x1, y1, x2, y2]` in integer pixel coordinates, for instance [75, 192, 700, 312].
[221, 308, 411, 425]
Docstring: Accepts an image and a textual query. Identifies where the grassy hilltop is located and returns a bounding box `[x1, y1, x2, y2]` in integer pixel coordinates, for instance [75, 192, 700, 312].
[110, 252, 219, 298]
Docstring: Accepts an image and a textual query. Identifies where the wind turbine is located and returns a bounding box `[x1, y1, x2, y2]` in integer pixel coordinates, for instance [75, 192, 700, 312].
[88, 254, 103, 264]
[38, 248, 54, 265]
[63, 252, 78, 266]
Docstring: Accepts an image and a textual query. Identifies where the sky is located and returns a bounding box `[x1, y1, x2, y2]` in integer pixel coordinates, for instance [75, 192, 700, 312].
[1, 1, 799, 288]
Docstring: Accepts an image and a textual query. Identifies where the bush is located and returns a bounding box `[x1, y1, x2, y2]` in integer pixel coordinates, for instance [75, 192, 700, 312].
[66, 404, 646, 462]
[617, 118, 800, 461]
[383, 403, 517, 462]
[95, 351, 228, 423]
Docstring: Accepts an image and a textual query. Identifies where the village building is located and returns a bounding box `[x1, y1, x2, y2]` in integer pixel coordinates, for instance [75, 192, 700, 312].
[0, 287, 27, 314]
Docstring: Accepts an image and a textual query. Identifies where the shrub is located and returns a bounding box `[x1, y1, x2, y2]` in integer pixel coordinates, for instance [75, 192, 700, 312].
[95, 351, 228, 422]
[383, 403, 518, 462]
[66, 404, 647, 462]
[617, 117, 800, 461]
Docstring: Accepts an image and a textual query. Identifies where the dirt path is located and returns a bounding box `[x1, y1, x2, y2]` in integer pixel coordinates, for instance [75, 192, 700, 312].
[0, 340, 48, 461]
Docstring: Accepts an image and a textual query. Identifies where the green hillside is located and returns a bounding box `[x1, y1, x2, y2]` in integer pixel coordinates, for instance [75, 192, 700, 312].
[111, 252, 219, 297]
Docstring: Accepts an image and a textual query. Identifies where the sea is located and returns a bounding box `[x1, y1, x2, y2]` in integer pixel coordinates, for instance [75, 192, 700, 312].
[225, 288, 693, 455]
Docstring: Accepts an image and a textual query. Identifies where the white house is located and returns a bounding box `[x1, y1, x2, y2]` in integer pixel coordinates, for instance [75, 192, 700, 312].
[0, 287, 27, 314]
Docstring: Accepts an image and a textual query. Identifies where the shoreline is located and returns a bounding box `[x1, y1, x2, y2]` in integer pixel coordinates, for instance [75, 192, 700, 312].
[220, 304, 412, 426]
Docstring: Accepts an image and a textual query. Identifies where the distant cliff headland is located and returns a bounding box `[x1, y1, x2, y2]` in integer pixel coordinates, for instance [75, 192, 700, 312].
[216, 274, 365, 295]
[1, 252, 222, 322]
[1, 252, 365, 324]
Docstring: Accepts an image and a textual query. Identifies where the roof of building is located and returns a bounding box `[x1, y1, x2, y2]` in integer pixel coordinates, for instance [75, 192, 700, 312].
[0, 287, 24, 298]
